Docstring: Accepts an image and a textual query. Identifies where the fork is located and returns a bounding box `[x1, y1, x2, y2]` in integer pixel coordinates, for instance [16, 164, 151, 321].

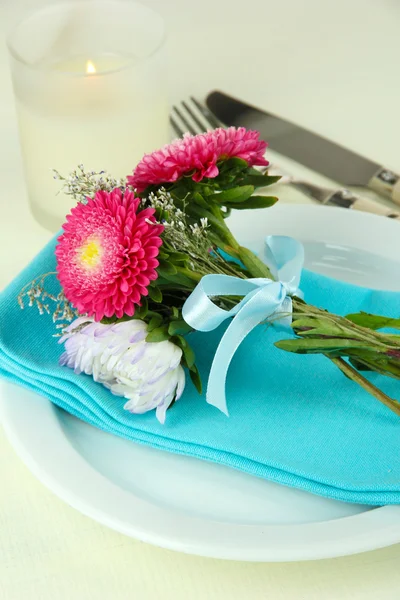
[170, 98, 400, 221]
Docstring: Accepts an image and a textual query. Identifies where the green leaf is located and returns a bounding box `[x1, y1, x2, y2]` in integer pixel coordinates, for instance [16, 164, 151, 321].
[209, 185, 254, 205]
[147, 314, 163, 332]
[148, 285, 163, 303]
[157, 271, 196, 289]
[238, 246, 273, 278]
[172, 334, 187, 349]
[190, 204, 236, 247]
[219, 157, 249, 171]
[345, 311, 400, 330]
[182, 343, 196, 368]
[191, 192, 209, 209]
[220, 206, 232, 219]
[171, 306, 180, 319]
[226, 196, 278, 210]
[146, 310, 164, 319]
[242, 174, 281, 188]
[168, 319, 193, 336]
[208, 202, 226, 221]
[100, 315, 118, 325]
[189, 365, 202, 394]
[167, 251, 189, 264]
[275, 337, 377, 354]
[100, 314, 137, 325]
[291, 317, 349, 338]
[145, 325, 170, 343]
[158, 261, 177, 275]
[136, 298, 148, 319]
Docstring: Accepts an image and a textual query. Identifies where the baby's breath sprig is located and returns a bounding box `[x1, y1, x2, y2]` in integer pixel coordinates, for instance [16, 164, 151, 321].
[145, 188, 241, 280]
[17, 273, 78, 324]
[52, 164, 125, 204]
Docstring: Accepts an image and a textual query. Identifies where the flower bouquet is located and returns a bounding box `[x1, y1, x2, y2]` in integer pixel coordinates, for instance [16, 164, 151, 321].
[17, 127, 400, 424]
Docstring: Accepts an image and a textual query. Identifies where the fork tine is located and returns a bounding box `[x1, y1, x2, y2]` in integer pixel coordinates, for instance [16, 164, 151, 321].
[170, 98, 223, 138]
[170, 115, 185, 138]
[181, 100, 207, 133]
[172, 105, 197, 135]
[190, 97, 222, 129]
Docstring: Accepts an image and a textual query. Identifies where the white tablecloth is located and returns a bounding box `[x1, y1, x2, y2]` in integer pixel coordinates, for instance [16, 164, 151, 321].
[1, 0, 400, 597]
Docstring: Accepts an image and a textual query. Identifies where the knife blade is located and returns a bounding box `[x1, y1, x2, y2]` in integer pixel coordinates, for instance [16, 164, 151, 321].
[206, 91, 400, 205]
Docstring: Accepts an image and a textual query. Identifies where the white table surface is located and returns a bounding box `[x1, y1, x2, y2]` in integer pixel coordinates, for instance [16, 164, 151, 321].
[1, 0, 400, 598]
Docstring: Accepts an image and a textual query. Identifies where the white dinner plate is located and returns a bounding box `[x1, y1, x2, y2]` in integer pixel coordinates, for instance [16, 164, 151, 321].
[2, 204, 400, 562]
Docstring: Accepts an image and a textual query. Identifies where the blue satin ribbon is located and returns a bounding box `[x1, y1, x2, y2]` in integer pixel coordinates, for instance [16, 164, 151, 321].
[182, 235, 304, 415]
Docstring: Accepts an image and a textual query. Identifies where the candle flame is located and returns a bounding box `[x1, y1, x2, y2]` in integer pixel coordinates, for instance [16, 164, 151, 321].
[86, 60, 96, 75]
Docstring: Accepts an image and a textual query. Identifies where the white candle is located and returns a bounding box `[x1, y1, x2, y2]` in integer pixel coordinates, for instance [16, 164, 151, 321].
[7, 1, 168, 231]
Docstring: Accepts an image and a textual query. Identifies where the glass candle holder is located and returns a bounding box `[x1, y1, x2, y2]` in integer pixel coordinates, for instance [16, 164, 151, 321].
[7, 0, 168, 231]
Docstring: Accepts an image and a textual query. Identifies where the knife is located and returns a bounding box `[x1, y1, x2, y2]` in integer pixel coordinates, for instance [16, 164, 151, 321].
[206, 91, 400, 206]
[271, 174, 400, 220]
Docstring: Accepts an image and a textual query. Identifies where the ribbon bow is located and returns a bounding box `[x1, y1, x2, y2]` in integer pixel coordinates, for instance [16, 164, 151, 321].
[182, 235, 304, 415]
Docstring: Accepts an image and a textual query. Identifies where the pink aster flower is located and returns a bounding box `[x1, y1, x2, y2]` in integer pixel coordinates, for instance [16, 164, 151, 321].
[128, 127, 269, 192]
[56, 188, 163, 321]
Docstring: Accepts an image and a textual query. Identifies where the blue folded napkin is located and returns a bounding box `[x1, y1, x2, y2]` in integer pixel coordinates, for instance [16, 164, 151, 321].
[1, 236, 400, 505]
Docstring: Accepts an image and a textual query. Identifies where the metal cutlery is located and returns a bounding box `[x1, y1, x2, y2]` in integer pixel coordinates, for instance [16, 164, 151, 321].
[205, 90, 400, 206]
[267, 167, 400, 219]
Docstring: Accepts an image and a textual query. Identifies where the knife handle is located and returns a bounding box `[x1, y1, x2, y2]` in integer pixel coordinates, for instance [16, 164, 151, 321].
[327, 189, 400, 220]
[368, 168, 400, 206]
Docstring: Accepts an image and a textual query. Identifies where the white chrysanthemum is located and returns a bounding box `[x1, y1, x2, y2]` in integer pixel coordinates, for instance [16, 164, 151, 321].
[59, 317, 185, 424]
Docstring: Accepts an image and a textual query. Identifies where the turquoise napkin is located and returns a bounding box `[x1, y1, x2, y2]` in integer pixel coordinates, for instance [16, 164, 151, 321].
[1, 236, 400, 505]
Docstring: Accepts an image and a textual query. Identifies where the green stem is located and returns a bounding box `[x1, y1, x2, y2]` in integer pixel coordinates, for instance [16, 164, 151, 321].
[175, 266, 203, 283]
[190, 205, 240, 252]
[238, 246, 273, 279]
[292, 299, 400, 350]
[345, 351, 400, 379]
[330, 356, 400, 417]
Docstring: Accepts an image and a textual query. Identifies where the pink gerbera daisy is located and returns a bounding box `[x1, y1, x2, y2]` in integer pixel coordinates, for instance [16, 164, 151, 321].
[128, 127, 269, 192]
[56, 188, 163, 321]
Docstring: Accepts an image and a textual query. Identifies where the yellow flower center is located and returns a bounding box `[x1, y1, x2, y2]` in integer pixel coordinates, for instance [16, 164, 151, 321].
[78, 238, 102, 269]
